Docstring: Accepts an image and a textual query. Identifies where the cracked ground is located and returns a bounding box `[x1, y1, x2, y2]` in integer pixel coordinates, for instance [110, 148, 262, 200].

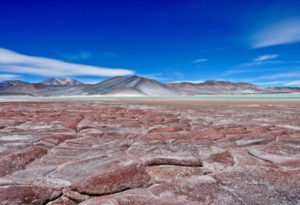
[0, 100, 299, 205]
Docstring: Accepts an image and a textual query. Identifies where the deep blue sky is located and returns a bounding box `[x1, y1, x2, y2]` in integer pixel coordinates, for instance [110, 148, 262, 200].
[0, 0, 300, 86]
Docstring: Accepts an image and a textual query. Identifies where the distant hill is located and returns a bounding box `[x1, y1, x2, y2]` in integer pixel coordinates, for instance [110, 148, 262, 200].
[167, 80, 300, 94]
[41, 78, 83, 85]
[0, 75, 300, 96]
[167, 80, 269, 94]
[0, 80, 29, 91]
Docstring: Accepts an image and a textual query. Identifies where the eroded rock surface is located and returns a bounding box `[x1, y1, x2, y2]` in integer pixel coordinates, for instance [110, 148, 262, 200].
[0, 100, 299, 204]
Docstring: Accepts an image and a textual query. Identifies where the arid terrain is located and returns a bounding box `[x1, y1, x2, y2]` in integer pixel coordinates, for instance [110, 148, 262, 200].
[0, 99, 300, 204]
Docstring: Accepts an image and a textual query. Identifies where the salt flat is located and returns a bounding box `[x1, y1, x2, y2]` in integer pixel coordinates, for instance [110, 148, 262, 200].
[0, 99, 299, 204]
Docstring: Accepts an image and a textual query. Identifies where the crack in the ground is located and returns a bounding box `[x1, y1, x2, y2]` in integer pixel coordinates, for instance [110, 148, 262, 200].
[43, 192, 63, 205]
[71, 183, 153, 198]
[247, 150, 273, 163]
[68, 183, 157, 204]
[146, 162, 203, 167]
[78, 126, 94, 133]
[42, 168, 57, 177]
[75, 115, 85, 133]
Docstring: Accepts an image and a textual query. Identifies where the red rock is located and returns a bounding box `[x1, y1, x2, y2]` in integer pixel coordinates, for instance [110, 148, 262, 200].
[62, 188, 89, 203]
[218, 126, 250, 135]
[0, 101, 299, 204]
[146, 165, 205, 183]
[121, 120, 141, 128]
[0, 185, 61, 205]
[141, 133, 187, 141]
[222, 133, 275, 147]
[206, 150, 234, 166]
[214, 170, 300, 205]
[0, 145, 48, 177]
[80, 176, 242, 204]
[70, 162, 152, 195]
[148, 126, 184, 133]
[189, 125, 223, 140]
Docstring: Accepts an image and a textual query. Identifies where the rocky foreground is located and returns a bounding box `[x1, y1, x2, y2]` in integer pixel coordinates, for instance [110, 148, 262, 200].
[0, 100, 299, 205]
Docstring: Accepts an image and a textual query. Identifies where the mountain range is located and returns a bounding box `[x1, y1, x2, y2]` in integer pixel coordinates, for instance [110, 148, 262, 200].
[0, 76, 299, 96]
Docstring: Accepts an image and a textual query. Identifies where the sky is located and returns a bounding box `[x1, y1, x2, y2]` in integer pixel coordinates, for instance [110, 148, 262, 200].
[0, 0, 300, 86]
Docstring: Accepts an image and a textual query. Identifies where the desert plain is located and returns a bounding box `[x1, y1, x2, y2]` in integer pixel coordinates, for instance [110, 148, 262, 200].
[0, 99, 299, 204]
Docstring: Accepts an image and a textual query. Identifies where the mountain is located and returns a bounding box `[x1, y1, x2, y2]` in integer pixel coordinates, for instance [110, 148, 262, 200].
[0, 75, 300, 96]
[167, 80, 271, 94]
[41, 78, 83, 85]
[0, 83, 87, 96]
[0, 80, 29, 91]
[82, 75, 183, 96]
[268, 86, 300, 93]
[0, 83, 43, 96]
[168, 80, 300, 94]
[0, 78, 84, 96]
[0, 75, 185, 96]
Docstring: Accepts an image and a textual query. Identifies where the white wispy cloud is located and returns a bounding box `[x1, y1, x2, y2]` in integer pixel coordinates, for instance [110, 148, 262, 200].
[224, 66, 281, 76]
[255, 72, 300, 80]
[226, 59, 300, 77]
[0, 48, 134, 77]
[254, 54, 278, 62]
[224, 55, 300, 76]
[224, 69, 256, 76]
[0, 74, 20, 80]
[251, 18, 300, 48]
[284, 80, 300, 86]
[193, 58, 208, 63]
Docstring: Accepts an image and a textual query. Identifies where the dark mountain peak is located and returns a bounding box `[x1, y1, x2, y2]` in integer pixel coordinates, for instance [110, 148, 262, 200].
[111, 76, 127, 80]
[130, 75, 139, 78]
[128, 75, 163, 83]
[127, 75, 146, 81]
[94, 76, 127, 86]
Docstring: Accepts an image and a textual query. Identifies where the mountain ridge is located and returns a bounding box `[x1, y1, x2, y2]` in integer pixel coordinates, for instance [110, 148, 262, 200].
[0, 76, 299, 96]
[0, 80, 30, 91]
[41, 77, 83, 85]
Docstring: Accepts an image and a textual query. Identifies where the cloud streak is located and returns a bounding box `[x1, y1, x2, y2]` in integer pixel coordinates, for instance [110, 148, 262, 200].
[0, 74, 20, 80]
[255, 72, 300, 80]
[0, 48, 134, 77]
[251, 18, 300, 48]
[284, 80, 300, 86]
[254, 54, 278, 62]
[193, 58, 208, 63]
